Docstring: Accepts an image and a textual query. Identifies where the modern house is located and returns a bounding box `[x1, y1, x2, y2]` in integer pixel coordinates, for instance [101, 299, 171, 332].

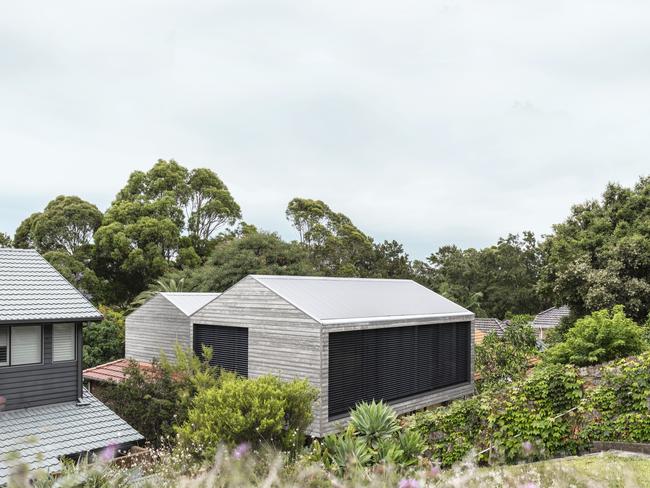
[125, 275, 475, 437]
[0, 249, 142, 484]
[125, 292, 221, 362]
[532, 305, 570, 340]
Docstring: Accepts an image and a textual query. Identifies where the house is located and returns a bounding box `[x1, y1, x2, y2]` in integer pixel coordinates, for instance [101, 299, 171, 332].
[125, 292, 221, 362]
[532, 305, 570, 340]
[83, 358, 154, 394]
[473, 318, 506, 344]
[0, 249, 142, 484]
[126, 275, 475, 437]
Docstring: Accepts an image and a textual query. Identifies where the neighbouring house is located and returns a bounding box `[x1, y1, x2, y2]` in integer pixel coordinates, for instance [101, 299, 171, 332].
[473, 318, 506, 344]
[532, 305, 571, 340]
[0, 249, 142, 485]
[125, 292, 221, 362]
[83, 358, 154, 394]
[126, 275, 475, 436]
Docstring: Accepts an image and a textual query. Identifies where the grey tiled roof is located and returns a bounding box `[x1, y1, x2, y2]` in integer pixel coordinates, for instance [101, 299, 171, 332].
[532, 305, 571, 329]
[0, 390, 143, 484]
[473, 318, 506, 337]
[0, 249, 102, 323]
[250, 275, 473, 325]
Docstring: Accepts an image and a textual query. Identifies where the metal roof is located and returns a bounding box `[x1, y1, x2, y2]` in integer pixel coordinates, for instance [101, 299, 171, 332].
[0, 390, 142, 484]
[160, 292, 221, 316]
[0, 249, 103, 324]
[250, 275, 472, 325]
[532, 305, 571, 329]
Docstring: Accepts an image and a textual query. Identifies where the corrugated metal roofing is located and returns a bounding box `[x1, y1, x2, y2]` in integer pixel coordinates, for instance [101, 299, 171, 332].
[250, 275, 472, 324]
[160, 292, 221, 316]
[0, 389, 143, 484]
[0, 248, 103, 324]
[532, 305, 571, 329]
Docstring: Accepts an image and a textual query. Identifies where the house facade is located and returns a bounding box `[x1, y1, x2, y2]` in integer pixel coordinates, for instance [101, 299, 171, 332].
[125, 275, 475, 437]
[0, 249, 142, 484]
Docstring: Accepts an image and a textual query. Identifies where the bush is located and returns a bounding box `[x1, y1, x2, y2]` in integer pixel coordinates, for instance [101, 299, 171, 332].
[544, 305, 646, 366]
[176, 373, 318, 459]
[474, 329, 535, 392]
[316, 401, 426, 473]
[83, 306, 125, 368]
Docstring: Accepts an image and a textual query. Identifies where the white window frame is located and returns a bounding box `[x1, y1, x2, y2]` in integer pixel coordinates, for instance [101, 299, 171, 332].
[0, 327, 8, 367]
[10, 325, 42, 366]
[52, 323, 76, 362]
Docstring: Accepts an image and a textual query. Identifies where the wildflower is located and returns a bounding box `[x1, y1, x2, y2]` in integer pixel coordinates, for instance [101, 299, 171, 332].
[233, 442, 251, 460]
[99, 443, 117, 462]
[398, 479, 420, 488]
[522, 441, 534, 455]
[519, 483, 538, 488]
[430, 464, 441, 477]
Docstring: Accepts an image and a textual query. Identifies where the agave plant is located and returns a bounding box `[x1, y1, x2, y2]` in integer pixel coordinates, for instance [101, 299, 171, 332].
[349, 400, 400, 448]
[321, 428, 372, 473]
[397, 430, 426, 466]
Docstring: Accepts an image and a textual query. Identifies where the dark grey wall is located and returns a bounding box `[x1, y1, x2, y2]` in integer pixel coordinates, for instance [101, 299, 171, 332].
[0, 322, 81, 411]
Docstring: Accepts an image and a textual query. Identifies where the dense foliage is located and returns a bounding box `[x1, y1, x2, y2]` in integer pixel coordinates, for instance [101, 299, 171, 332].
[539, 177, 650, 322]
[176, 373, 318, 459]
[544, 306, 646, 366]
[83, 306, 125, 368]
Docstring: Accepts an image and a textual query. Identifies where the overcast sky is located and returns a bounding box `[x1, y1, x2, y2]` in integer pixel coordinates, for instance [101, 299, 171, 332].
[1, 1, 649, 259]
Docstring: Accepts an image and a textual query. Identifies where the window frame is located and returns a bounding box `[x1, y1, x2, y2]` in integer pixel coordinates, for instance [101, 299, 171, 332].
[8, 324, 43, 367]
[0, 327, 8, 367]
[52, 323, 77, 363]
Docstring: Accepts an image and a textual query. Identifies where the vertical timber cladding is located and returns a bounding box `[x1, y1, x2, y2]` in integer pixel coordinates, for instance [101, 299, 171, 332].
[193, 324, 249, 377]
[328, 321, 471, 419]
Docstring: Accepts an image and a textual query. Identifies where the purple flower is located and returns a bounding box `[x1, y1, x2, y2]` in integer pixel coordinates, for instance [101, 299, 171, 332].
[519, 483, 539, 488]
[522, 441, 534, 454]
[233, 442, 251, 460]
[99, 443, 117, 462]
[398, 479, 420, 488]
[430, 464, 441, 477]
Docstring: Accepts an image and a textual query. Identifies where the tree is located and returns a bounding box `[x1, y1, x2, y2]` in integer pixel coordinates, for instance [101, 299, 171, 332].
[14, 196, 102, 254]
[83, 306, 125, 367]
[371, 240, 413, 279]
[43, 251, 103, 302]
[539, 177, 650, 322]
[416, 233, 547, 318]
[130, 277, 188, 310]
[544, 305, 646, 366]
[179, 225, 315, 292]
[93, 160, 240, 304]
[286, 198, 375, 276]
[0, 232, 12, 248]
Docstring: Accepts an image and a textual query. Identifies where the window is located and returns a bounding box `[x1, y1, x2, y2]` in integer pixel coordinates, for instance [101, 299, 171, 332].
[193, 324, 248, 377]
[53, 323, 76, 362]
[328, 322, 471, 419]
[0, 328, 8, 366]
[11, 325, 42, 366]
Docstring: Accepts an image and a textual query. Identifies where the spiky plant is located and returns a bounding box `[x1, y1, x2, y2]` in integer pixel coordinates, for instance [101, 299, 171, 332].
[349, 400, 400, 448]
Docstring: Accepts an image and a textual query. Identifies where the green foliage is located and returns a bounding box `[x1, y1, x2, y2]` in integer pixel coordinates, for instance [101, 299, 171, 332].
[408, 363, 584, 467]
[93, 160, 240, 304]
[539, 177, 650, 322]
[130, 277, 189, 310]
[176, 373, 318, 459]
[415, 232, 547, 318]
[581, 352, 650, 442]
[544, 305, 647, 366]
[14, 195, 102, 254]
[180, 226, 316, 292]
[0, 232, 12, 247]
[83, 306, 125, 368]
[317, 401, 425, 474]
[502, 320, 537, 351]
[44, 250, 104, 302]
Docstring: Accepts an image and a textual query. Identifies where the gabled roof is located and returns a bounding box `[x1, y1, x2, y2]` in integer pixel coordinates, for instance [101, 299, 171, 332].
[474, 317, 506, 337]
[0, 390, 142, 484]
[83, 359, 154, 383]
[0, 249, 103, 324]
[159, 292, 221, 316]
[532, 305, 571, 329]
[249, 275, 472, 325]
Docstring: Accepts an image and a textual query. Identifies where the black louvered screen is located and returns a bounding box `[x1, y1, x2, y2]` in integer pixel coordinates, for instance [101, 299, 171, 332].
[193, 324, 248, 377]
[328, 322, 470, 419]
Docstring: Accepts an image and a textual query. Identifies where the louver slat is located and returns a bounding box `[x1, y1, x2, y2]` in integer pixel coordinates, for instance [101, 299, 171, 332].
[328, 322, 471, 419]
[193, 324, 248, 377]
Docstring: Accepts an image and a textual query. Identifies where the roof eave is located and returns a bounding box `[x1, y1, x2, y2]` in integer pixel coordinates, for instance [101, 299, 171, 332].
[0, 315, 104, 325]
[320, 310, 475, 326]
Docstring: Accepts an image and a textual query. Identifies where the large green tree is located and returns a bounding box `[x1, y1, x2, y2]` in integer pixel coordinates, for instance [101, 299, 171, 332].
[94, 160, 241, 304]
[14, 195, 102, 254]
[539, 177, 650, 322]
[415, 232, 547, 318]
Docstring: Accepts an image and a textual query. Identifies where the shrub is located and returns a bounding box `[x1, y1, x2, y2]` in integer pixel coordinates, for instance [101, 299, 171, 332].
[474, 332, 532, 392]
[83, 306, 125, 368]
[544, 305, 646, 366]
[176, 373, 318, 459]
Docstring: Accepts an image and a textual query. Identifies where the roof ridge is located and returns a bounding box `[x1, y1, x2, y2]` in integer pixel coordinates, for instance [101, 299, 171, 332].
[250, 274, 413, 283]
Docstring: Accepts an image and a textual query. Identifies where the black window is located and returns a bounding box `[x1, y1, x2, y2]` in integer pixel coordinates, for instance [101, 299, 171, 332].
[193, 324, 248, 377]
[328, 322, 471, 419]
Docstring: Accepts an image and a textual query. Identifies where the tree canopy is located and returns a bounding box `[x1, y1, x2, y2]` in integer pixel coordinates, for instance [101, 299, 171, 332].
[539, 177, 650, 322]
